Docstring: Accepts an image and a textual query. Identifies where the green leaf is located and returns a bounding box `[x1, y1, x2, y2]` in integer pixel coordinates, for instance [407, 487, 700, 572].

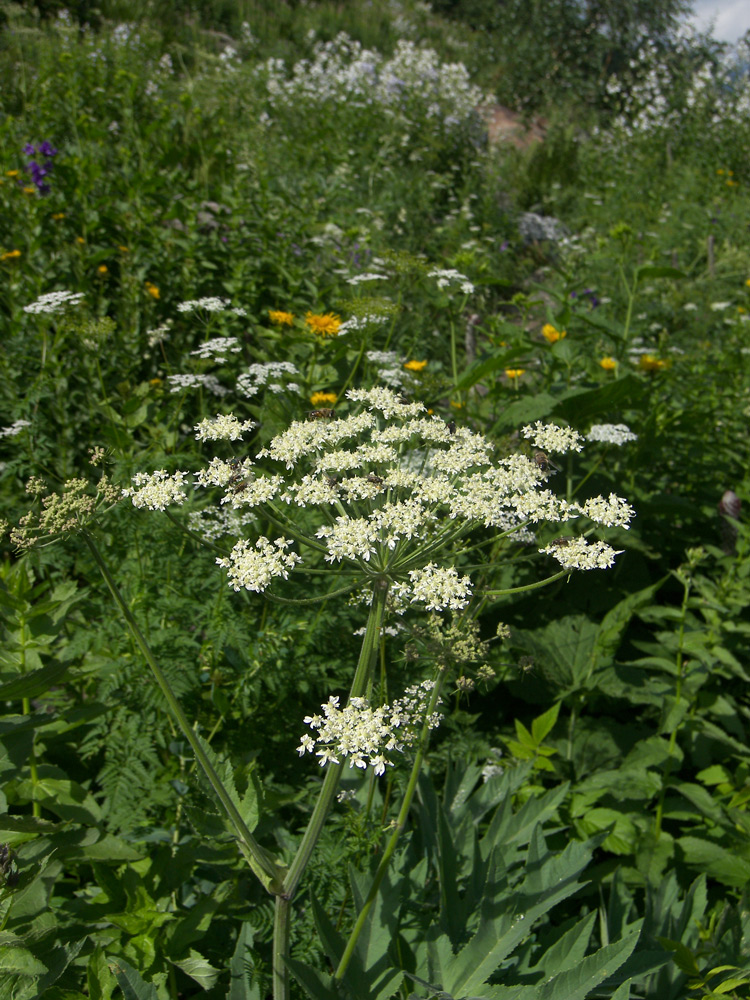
[677, 837, 750, 887]
[227, 922, 260, 1000]
[491, 393, 557, 433]
[171, 950, 220, 990]
[107, 957, 160, 1000]
[455, 350, 525, 391]
[537, 926, 640, 1000]
[285, 959, 340, 1000]
[0, 661, 70, 700]
[531, 703, 560, 744]
[552, 375, 646, 425]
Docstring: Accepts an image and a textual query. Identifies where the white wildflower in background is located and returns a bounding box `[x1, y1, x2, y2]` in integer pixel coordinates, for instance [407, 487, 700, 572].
[177, 297, 231, 313]
[539, 537, 623, 570]
[187, 506, 255, 543]
[427, 268, 474, 294]
[587, 424, 638, 445]
[167, 373, 229, 396]
[0, 419, 31, 438]
[190, 336, 242, 361]
[147, 320, 172, 348]
[237, 361, 300, 398]
[338, 314, 389, 333]
[122, 470, 190, 510]
[216, 536, 302, 592]
[193, 414, 256, 442]
[347, 272, 388, 285]
[297, 681, 442, 775]
[709, 302, 732, 311]
[24, 291, 85, 314]
[522, 421, 584, 454]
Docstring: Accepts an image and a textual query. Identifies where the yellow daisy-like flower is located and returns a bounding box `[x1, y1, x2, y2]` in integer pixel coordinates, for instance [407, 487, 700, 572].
[505, 368, 525, 379]
[97, 265, 108, 275]
[52, 212, 66, 221]
[310, 391, 337, 406]
[542, 323, 566, 343]
[6, 170, 19, 178]
[305, 312, 341, 337]
[717, 168, 725, 175]
[450, 400, 465, 409]
[76, 236, 85, 245]
[145, 282, 160, 299]
[404, 359, 428, 372]
[0, 249, 21, 261]
[118, 245, 129, 253]
[599, 357, 617, 371]
[638, 354, 667, 372]
[269, 309, 295, 326]
[746, 278, 750, 287]
[727, 179, 738, 187]
[22, 186, 36, 195]
[149, 378, 163, 387]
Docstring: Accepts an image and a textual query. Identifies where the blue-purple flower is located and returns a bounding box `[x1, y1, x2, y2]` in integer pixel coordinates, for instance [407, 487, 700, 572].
[23, 141, 59, 194]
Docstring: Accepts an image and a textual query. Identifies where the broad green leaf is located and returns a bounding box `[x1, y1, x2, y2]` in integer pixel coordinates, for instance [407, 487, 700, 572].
[524, 910, 596, 978]
[0, 661, 69, 701]
[677, 837, 750, 887]
[531, 702, 560, 743]
[537, 926, 640, 1000]
[107, 957, 160, 1000]
[455, 350, 525, 391]
[552, 375, 646, 424]
[285, 959, 342, 1000]
[635, 265, 686, 281]
[171, 950, 220, 990]
[491, 393, 557, 433]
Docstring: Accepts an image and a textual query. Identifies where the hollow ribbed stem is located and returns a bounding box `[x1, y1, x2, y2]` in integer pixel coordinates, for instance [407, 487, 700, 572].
[83, 531, 285, 892]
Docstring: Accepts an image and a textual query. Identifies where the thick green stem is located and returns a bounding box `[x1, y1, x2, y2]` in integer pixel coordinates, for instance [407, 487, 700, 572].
[281, 583, 389, 901]
[334, 671, 445, 981]
[273, 897, 292, 1000]
[83, 531, 285, 892]
[484, 569, 568, 596]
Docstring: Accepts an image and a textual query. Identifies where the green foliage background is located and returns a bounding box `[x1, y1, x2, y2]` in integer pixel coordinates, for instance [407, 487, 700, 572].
[2, 0, 750, 997]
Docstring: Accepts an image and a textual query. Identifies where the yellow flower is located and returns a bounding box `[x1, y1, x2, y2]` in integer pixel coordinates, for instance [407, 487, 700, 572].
[145, 282, 160, 299]
[746, 279, 750, 287]
[404, 359, 428, 371]
[717, 168, 725, 175]
[599, 357, 617, 371]
[542, 323, 566, 343]
[638, 354, 667, 372]
[269, 309, 295, 326]
[505, 368, 525, 379]
[149, 378, 163, 387]
[738, 306, 747, 315]
[52, 212, 66, 220]
[0, 249, 21, 261]
[450, 400, 465, 409]
[97, 265, 108, 275]
[118, 245, 129, 253]
[5, 170, 19, 178]
[305, 311, 341, 337]
[310, 391, 337, 406]
[727, 179, 737, 187]
[23, 186, 36, 195]
[76, 236, 85, 245]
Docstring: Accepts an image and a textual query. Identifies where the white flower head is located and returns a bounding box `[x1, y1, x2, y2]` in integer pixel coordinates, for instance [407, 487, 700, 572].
[190, 336, 242, 360]
[216, 536, 302, 592]
[521, 421, 584, 454]
[177, 297, 232, 313]
[539, 537, 623, 570]
[122, 470, 190, 510]
[194, 413, 256, 442]
[24, 291, 85, 314]
[587, 424, 637, 446]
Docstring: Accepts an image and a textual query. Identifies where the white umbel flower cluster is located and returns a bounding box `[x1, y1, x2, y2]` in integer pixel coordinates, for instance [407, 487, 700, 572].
[122, 470, 190, 510]
[296, 681, 442, 775]
[427, 268, 474, 295]
[24, 291, 85, 314]
[126, 386, 634, 595]
[217, 536, 302, 592]
[522, 421, 584, 454]
[539, 537, 623, 570]
[190, 336, 242, 361]
[193, 413, 256, 442]
[587, 424, 638, 446]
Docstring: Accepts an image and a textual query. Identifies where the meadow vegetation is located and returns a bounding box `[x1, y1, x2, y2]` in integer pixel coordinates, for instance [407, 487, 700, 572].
[2, 1, 750, 998]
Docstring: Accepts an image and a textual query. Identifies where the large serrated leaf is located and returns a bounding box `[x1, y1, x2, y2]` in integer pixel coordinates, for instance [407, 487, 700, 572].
[107, 957, 160, 1000]
[0, 661, 70, 700]
[171, 949, 220, 989]
[536, 927, 640, 1000]
[227, 922, 260, 1000]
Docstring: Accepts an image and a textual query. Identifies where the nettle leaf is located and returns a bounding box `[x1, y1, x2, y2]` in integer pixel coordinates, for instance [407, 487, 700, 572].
[536, 925, 641, 1000]
[193, 732, 261, 833]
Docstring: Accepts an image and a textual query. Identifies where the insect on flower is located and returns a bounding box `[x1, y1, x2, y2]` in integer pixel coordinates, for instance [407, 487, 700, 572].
[533, 450, 561, 474]
[308, 408, 335, 420]
[366, 473, 384, 486]
[227, 458, 253, 494]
